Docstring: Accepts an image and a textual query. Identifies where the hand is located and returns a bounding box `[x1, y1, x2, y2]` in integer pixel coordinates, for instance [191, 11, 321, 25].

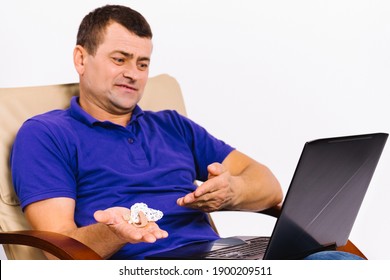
[177, 163, 237, 212]
[94, 207, 168, 243]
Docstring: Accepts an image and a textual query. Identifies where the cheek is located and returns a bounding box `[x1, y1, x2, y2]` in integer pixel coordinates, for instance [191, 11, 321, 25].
[94, 70, 121, 91]
[138, 71, 150, 88]
[86, 57, 117, 80]
[139, 78, 148, 90]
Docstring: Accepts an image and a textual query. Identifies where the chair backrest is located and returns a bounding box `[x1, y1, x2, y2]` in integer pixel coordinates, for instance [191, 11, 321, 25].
[0, 74, 186, 259]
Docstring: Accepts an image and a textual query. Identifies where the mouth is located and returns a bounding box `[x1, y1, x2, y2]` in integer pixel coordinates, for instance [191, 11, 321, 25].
[116, 83, 138, 92]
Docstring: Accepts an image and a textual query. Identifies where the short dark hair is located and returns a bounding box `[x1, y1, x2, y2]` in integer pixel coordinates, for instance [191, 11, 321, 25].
[76, 5, 152, 55]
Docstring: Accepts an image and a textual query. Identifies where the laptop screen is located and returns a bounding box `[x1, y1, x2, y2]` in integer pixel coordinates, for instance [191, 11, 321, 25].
[264, 133, 388, 259]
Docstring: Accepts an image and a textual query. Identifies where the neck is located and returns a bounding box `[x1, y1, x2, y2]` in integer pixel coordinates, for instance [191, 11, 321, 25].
[78, 97, 132, 127]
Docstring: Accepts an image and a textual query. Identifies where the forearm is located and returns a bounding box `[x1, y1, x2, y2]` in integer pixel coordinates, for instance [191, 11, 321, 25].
[63, 223, 126, 259]
[25, 198, 127, 259]
[228, 162, 283, 211]
[222, 150, 283, 211]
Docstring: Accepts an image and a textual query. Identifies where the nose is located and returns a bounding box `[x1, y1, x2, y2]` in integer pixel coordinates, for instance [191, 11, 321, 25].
[122, 64, 139, 81]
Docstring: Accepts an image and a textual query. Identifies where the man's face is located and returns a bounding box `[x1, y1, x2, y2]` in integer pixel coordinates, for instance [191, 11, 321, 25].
[76, 22, 152, 119]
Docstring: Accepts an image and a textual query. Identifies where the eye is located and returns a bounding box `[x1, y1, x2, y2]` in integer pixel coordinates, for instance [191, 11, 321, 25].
[112, 57, 125, 64]
[138, 62, 149, 71]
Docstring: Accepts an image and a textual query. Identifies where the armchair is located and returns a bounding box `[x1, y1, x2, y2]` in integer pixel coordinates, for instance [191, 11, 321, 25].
[0, 74, 366, 259]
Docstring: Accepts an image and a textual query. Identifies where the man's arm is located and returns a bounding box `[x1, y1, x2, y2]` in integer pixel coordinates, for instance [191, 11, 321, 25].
[177, 150, 283, 212]
[24, 197, 168, 259]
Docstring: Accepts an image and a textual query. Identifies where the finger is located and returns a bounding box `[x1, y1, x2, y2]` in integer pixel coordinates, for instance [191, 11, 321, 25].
[177, 195, 199, 209]
[160, 230, 169, 238]
[141, 227, 169, 243]
[94, 210, 112, 224]
[149, 228, 169, 240]
[193, 178, 218, 198]
[142, 233, 157, 243]
[176, 197, 185, 206]
[177, 192, 196, 206]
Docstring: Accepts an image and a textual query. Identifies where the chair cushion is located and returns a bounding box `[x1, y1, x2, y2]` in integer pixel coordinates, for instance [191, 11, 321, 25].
[0, 84, 78, 206]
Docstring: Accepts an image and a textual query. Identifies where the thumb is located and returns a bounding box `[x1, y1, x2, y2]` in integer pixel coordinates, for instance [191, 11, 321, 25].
[207, 162, 225, 179]
[94, 210, 113, 224]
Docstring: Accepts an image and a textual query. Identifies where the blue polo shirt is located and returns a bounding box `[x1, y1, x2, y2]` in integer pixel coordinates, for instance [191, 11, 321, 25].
[11, 96, 234, 259]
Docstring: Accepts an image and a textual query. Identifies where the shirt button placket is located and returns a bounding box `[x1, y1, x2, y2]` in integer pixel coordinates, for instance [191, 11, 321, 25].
[125, 130, 147, 163]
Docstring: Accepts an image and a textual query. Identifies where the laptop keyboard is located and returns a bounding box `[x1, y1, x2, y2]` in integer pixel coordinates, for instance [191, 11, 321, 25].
[203, 236, 270, 259]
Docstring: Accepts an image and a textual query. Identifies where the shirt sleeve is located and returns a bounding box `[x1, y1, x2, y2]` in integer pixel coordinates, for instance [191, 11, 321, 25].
[10, 119, 77, 210]
[170, 111, 235, 181]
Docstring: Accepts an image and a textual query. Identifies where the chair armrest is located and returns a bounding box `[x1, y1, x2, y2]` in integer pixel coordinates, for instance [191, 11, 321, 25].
[255, 205, 367, 259]
[336, 240, 366, 259]
[256, 204, 282, 218]
[0, 230, 102, 260]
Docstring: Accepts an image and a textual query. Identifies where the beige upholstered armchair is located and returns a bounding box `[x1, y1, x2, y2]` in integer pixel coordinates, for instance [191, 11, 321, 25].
[0, 74, 366, 259]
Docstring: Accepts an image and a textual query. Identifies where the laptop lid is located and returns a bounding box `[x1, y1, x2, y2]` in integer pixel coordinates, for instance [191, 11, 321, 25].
[264, 132, 388, 259]
[146, 133, 388, 260]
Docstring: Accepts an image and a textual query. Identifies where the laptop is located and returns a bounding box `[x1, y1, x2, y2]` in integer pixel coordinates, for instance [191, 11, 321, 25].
[146, 132, 388, 260]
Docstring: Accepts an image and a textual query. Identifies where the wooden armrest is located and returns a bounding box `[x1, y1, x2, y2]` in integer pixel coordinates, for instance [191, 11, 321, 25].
[257, 204, 282, 218]
[336, 240, 367, 259]
[0, 230, 103, 260]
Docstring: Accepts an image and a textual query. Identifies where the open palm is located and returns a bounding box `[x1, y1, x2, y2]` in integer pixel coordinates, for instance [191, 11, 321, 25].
[94, 207, 168, 243]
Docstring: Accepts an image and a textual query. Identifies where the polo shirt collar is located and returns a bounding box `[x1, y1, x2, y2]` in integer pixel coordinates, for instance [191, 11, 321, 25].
[69, 96, 145, 127]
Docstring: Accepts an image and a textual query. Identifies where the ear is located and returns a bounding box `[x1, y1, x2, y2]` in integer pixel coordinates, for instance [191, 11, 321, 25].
[73, 45, 87, 75]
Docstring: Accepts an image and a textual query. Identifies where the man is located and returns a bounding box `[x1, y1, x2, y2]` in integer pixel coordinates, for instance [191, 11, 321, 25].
[11, 5, 283, 259]
[11, 5, 362, 261]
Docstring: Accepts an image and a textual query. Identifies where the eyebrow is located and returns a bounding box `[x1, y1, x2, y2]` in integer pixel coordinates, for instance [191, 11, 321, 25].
[113, 50, 150, 62]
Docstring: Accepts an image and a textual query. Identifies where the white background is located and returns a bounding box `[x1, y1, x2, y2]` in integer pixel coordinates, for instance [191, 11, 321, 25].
[1, 0, 389, 260]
